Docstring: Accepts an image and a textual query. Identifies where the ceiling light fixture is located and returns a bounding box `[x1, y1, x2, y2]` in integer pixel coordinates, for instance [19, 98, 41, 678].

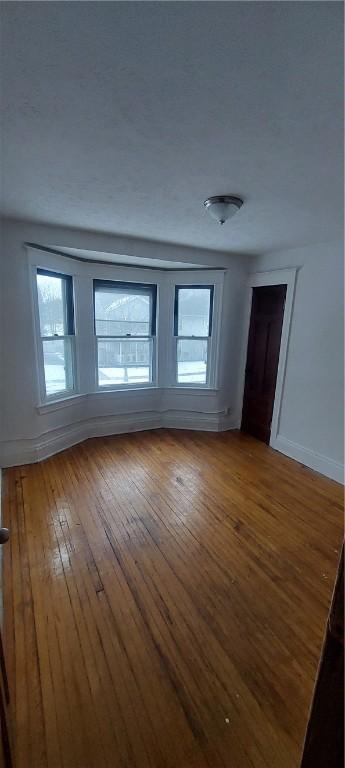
[203, 195, 243, 225]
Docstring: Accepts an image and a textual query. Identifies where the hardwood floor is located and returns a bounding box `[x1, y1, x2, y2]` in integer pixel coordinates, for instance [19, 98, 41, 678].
[1, 429, 343, 768]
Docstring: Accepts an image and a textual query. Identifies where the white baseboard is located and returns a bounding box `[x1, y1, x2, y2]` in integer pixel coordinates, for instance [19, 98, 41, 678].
[272, 434, 344, 484]
[2, 415, 342, 484]
[0, 409, 237, 468]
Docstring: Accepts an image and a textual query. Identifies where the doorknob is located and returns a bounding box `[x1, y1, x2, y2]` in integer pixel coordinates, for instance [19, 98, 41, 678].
[0, 529, 9, 545]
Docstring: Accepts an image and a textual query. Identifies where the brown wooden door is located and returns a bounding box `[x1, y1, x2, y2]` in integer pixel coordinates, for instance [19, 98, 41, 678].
[241, 284, 286, 444]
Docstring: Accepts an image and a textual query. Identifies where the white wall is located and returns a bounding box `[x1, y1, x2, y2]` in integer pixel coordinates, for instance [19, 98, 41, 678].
[0, 218, 250, 465]
[250, 240, 344, 482]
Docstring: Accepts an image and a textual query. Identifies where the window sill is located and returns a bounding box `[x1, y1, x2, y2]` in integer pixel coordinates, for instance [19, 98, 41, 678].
[165, 386, 219, 394]
[36, 393, 86, 414]
[36, 385, 219, 414]
[91, 385, 158, 395]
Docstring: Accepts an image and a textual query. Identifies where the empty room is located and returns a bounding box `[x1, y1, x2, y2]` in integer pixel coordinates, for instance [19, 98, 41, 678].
[0, 1, 344, 767]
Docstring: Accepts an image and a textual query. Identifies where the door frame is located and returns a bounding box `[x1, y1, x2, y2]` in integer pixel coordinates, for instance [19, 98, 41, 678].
[239, 268, 298, 447]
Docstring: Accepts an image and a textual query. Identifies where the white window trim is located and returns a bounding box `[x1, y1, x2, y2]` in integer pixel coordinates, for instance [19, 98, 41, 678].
[166, 273, 224, 390]
[27, 247, 225, 406]
[93, 279, 158, 390]
[30, 263, 78, 405]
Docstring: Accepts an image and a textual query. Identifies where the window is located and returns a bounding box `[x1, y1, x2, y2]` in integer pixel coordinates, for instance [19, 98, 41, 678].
[36, 269, 76, 399]
[174, 285, 214, 385]
[31, 251, 222, 404]
[94, 280, 157, 387]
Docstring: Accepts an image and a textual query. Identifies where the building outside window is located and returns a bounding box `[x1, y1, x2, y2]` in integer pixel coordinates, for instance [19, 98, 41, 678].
[36, 268, 76, 399]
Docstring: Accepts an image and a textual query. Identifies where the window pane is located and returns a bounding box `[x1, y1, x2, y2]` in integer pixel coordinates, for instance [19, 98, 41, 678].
[95, 288, 151, 336]
[98, 339, 152, 386]
[177, 288, 211, 336]
[42, 338, 74, 396]
[37, 273, 67, 336]
[177, 339, 208, 384]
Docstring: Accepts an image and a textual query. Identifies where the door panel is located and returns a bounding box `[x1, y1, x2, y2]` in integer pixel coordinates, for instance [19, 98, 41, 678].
[241, 284, 286, 444]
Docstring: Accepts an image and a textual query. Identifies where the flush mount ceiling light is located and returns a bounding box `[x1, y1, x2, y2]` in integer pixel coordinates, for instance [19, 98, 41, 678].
[203, 195, 243, 225]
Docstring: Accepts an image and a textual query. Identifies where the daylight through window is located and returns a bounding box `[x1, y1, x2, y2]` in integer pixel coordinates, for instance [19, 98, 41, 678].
[174, 285, 214, 385]
[93, 280, 157, 387]
[36, 269, 75, 398]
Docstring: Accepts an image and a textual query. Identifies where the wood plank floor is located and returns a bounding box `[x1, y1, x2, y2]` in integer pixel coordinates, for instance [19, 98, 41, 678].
[2, 429, 343, 768]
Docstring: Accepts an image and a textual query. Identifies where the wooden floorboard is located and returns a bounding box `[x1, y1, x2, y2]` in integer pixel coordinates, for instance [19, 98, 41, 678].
[2, 429, 343, 768]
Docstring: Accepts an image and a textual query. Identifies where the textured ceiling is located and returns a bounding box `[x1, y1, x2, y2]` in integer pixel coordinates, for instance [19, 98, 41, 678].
[1, 1, 343, 254]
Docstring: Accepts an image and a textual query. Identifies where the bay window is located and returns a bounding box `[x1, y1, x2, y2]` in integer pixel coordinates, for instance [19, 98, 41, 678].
[31, 247, 221, 404]
[93, 280, 157, 387]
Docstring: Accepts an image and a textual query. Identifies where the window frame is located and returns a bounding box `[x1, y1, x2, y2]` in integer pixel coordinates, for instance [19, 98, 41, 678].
[173, 284, 215, 388]
[93, 279, 158, 390]
[35, 268, 77, 402]
[28, 246, 224, 407]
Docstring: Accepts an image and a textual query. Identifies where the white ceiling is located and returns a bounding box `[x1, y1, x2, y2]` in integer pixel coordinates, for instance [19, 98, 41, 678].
[2, 1, 343, 254]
